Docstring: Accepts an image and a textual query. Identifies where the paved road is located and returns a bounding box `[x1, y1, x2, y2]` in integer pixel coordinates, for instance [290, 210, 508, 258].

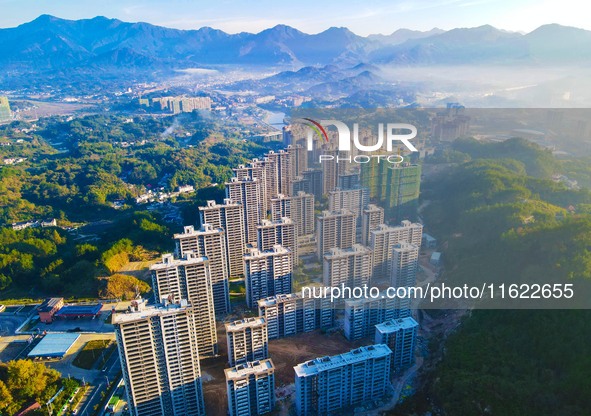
[75, 345, 121, 416]
[0, 315, 28, 336]
[46, 333, 115, 380]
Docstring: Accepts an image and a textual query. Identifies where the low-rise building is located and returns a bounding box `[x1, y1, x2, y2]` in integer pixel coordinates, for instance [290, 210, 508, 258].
[37, 298, 64, 323]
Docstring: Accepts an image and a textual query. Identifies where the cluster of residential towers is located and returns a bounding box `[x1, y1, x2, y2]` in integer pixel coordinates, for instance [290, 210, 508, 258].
[112, 133, 423, 416]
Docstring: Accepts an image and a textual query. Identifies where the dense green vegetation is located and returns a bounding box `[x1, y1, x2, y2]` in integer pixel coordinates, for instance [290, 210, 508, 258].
[451, 137, 557, 177]
[0, 113, 277, 298]
[0, 113, 277, 224]
[412, 139, 591, 415]
[0, 359, 79, 415]
[101, 273, 151, 300]
[435, 309, 591, 416]
[0, 210, 171, 298]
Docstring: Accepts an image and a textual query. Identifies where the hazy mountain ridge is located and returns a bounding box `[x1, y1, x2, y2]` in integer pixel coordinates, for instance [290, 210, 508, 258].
[1, 16, 590, 78]
[368, 27, 445, 44]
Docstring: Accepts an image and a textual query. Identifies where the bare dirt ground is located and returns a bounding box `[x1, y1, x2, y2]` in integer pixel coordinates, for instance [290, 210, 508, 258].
[201, 323, 365, 415]
[268, 331, 365, 385]
[14, 100, 95, 119]
[117, 259, 158, 280]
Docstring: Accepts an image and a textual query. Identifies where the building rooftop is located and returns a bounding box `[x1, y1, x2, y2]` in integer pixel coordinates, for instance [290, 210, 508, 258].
[150, 251, 209, 270]
[393, 242, 419, 252]
[364, 204, 384, 212]
[245, 245, 291, 258]
[371, 221, 422, 234]
[375, 317, 419, 334]
[324, 244, 370, 259]
[28, 333, 80, 358]
[37, 298, 63, 313]
[226, 176, 260, 184]
[423, 233, 437, 241]
[257, 293, 300, 307]
[173, 224, 224, 239]
[199, 199, 240, 209]
[55, 303, 102, 317]
[294, 344, 392, 377]
[258, 217, 294, 227]
[344, 292, 391, 307]
[225, 359, 275, 380]
[112, 301, 191, 325]
[226, 317, 266, 331]
[318, 209, 355, 218]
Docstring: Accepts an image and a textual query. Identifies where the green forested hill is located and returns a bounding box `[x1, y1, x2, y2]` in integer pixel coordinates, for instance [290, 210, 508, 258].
[399, 140, 591, 415]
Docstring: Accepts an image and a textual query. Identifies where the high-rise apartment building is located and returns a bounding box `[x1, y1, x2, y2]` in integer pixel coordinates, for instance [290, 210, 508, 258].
[375, 317, 419, 371]
[270, 192, 315, 237]
[316, 209, 356, 259]
[150, 252, 217, 356]
[360, 161, 421, 222]
[294, 345, 392, 416]
[344, 294, 410, 341]
[286, 144, 307, 178]
[199, 199, 245, 277]
[369, 221, 422, 280]
[225, 359, 276, 416]
[328, 187, 369, 222]
[174, 224, 230, 315]
[263, 149, 292, 197]
[291, 169, 323, 200]
[257, 218, 298, 263]
[321, 148, 346, 195]
[337, 172, 360, 190]
[226, 176, 264, 243]
[257, 293, 334, 340]
[114, 300, 205, 416]
[233, 161, 268, 213]
[323, 244, 372, 288]
[226, 317, 269, 367]
[391, 242, 420, 288]
[244, 245, 293, 308]
[361, 204, 385, 246]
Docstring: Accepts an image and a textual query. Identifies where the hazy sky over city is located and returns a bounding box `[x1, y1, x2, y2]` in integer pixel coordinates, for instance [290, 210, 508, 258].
[0, 0, 587, 35]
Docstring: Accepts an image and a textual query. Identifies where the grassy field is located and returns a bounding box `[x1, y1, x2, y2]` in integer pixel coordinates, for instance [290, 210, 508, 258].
[73, 339, 113, 370]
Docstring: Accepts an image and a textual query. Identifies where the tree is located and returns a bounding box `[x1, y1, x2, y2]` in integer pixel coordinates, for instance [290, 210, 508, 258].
[2, 360, 60, 408]
[101, 274, 151, 300]
[0, 274, 11, 291]
[0, 380, 13, 414]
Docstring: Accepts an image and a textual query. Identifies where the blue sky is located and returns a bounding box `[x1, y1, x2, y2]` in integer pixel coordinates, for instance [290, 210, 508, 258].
[0, 0, 586, 35]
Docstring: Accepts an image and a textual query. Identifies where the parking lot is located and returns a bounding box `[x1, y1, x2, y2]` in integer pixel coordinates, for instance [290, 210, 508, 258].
[30, 311, 114, 334]
[0, 335, 31, 361]
[13, 301, 136, 335]
[0, 314, 28, 336]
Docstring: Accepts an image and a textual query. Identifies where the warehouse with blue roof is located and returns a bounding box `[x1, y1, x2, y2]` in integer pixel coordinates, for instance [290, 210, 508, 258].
[27, 333, 80, 359]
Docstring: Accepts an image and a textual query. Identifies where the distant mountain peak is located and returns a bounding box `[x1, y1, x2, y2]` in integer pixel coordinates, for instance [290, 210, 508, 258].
[1, 15, 590, 77]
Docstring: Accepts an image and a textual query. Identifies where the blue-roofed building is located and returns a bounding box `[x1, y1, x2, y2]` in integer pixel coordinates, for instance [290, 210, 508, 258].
[430, 251, 442, 266]
[54, 303, 102, 319]
[27, 333, 80, 359]
[422, 233, 437, 248]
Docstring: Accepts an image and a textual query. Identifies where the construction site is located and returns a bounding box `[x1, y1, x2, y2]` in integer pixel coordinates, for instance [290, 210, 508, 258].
[201, 323, 365, 415]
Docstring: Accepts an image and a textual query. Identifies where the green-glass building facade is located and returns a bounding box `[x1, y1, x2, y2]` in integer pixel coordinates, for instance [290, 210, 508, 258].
[360, 161, 421, 222]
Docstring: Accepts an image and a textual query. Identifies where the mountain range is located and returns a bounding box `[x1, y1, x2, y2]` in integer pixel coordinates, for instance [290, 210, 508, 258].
[1, 15, 591, 75]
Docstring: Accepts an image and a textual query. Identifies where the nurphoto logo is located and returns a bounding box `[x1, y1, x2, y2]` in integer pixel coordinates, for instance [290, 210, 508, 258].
[294, 118, 418, 164]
